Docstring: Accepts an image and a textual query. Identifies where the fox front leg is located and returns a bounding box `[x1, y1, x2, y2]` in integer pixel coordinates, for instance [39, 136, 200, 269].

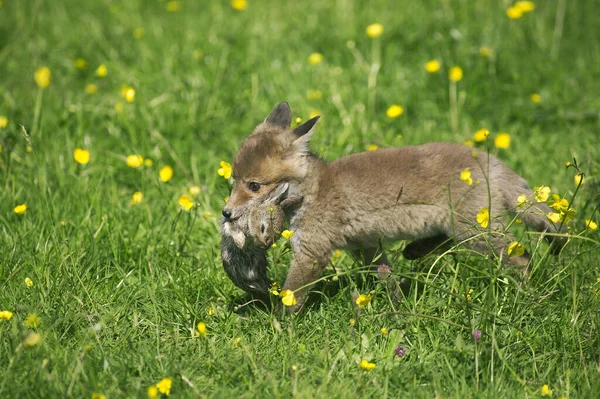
[282, 251, 329, 312]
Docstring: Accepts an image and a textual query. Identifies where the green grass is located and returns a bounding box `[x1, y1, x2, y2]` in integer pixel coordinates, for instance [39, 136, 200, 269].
[1, 0, 600, 397]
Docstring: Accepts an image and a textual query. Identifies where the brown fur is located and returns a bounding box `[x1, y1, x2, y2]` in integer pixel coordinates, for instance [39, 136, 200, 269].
[223, 102, 565, 311]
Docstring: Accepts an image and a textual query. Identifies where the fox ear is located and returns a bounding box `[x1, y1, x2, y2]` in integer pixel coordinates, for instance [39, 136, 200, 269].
[291, 116, 319, 154]
[292, 116, 320, 138]
[264, 102, 292, 128]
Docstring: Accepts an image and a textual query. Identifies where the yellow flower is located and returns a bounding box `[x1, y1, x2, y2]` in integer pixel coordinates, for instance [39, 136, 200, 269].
[231, 0, 247, 11]
[156, 378, 172, 395]
[585, 219, 598, 231]
[308, 52, 323, 65]
[24, 314, 41, 329]
[506, 6, 523, 19]
[121, 85, 136, 103]
[133, 27, 145, 39]
[281, 230, 294, 239]
[448, 66, 463, 82]
[463, 140, 474, 147]
[73, 148, 90, 165]
[547, 194, 569, 212]
[85, 84, 98, 94]
[530, 93, 541, 103]
[295, 117, 302, 124]
[516, 1, 535, 12]
[494, 132, 510, 149]
[380, 327, 388, 335]
[460, 168, 473, 185]
[366, 144, 379, 151]
[479, 47, 492, 57]
[333, 250, 342, 258]
[147, 385, 159, 398]
[91, 394, 107, 399]
[365, 23, 384, 38]
[96, 64, 108, 78]
[359, 359, 376, 371]
[280, 289, 297, 307]
[269, 282, 280, 295]
[574, 174, 584, 186]
[178, 194, 194, 211]
[193, 49, 203, 60]
[477, 208, 489, 228]
[126, 155, 144, 168]
[0, 310, 13, 320]
[466, 288, 473, 301]
[14, 204, 27, 215]
[349, 318, 356, 326]
[132, 191, 144, 205]
[25, 277, 33, 288]
[386, 104, 403, 118]
[547, 212, 561, 224]
[425, 59, 441, 73]
[189, 186, 202, 197]
[197, 322, 207, 337]
[473, 128, 490, 142]
[23, 332, 42, 347]
[165, 1, 181, 11]
[74, 58, 87, 69]
[507, 241, 525, 257]
[34, 67, 51, 89]
[217, 161, 232, 179]
[0, 116, 7, 129]
[355, 294, 372, 308]
[533, 186, 551, 202]
[144, 158, 153, 167]
[160, 166, 173, 182]
[540, 384, 552, 396]
[307, 89, 323, 100]
[207, 307, 215, 316]
[309, 109, 320, 119]
[517, 194, 528, 207]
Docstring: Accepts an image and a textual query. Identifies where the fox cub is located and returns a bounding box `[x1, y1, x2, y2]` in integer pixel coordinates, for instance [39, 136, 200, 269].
[221, 102, 564, 311]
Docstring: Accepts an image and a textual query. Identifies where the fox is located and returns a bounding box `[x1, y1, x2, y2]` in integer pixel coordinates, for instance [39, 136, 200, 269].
[222, 102, 565, 311]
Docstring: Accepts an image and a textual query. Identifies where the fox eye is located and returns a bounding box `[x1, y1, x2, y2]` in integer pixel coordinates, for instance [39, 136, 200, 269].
[248, 182, 261, 192]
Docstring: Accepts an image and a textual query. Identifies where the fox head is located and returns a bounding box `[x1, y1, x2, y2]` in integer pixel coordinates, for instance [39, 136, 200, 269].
[222, 102, 319, 220]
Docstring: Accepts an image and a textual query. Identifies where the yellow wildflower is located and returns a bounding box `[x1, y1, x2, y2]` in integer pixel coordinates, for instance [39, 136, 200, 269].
[25, 277, 33, 288]
[365, 23, 384, 38]
[269, 282, 280, 295]
[307, 89, 323, 100]
[189, 186, 202, 197]
[380, 327, 388, 335]
[547, 194, 569, 212]
[23, 332, 42, 347]
[159, 166, 173, 182]
[133, 27, 145, 39]
[494, 132, 510, 149]
[547, 212, 561, 224]
[147, 385, 158, 398]
[197, 322, 207, 337]
[207, 307, 215, 316]
[74, 58, 87, 69]
[585, 219, 598, 231]
[0, 116, 8, 128]
[217, 161, 232, 179]
[156, 378, 172, 395]
[359, 359, 376, 371]
[231, 0, 247, 11]
[144, 158, 153, 167]
[507, 241, 525, 257]
[516, 1, 535, 12]
[533, 186, 551, 202]
[473, 128, 490, 142]
[448, 66, 463, 82]
[366, 144, 379, 151]
[540, 384, 552, 396]
[193, 49, 203, 60]
[308, 52, 323, 65]
[425, 59, 441, 73]
[386, 104, 403, 118]
[332, 249, 342, 258]
[295, 117, 302, 124]
[73, 148, 91, 165]
[530, 93, 541, 103]
[574, 174, 584, 186]
[0, 310, 13, 320]
[517, 194, 528, 207]
[85, 84, 98, 94]
[91, 394, 107, 399]
[165, 1, 181, 11]
[121, 85, 136, 103]
[34, 67, 51, 89]
[466, 288, 473, 301]
[14, 204, 27, 215]
[477, 208, 489, 228]
[131, 192, 144, 205]
[281, 230, 294, 239]
[24, 314, 41, 329]
[96, 64, 108, 77]
[309, 109, 320, 119]
[479, 47, 492, 57]
[460, 168, 473, 185]
[355, 294, 372, 308]
[126, 155, 144, 168]
[178, 194, 194, 211]
[280, 289, 297, 307]
[464, 139, 474, 147]
[506, 6, 523, 19]
[349, 318, 356, 326]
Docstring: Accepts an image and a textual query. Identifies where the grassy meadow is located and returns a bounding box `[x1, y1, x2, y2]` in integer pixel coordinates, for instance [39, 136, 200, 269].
[1, 0, 600, 397]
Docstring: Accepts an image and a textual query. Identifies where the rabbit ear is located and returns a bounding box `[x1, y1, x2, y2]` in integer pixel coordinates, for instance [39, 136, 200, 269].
[265, 182, 289, 203]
